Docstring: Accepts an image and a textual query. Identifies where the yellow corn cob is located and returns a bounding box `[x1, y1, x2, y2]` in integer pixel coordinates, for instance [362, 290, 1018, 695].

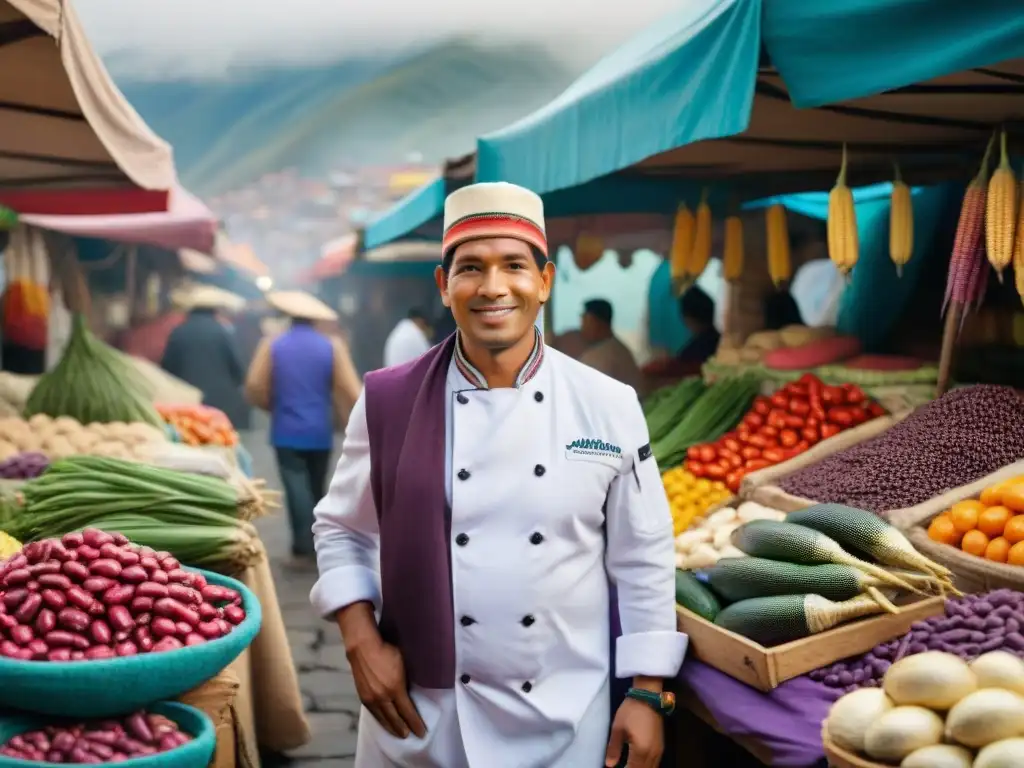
[1012, 180, 1024, 306]
[765, 204, 791, 287]
[889, 165, 913, 277]
[687, 190, 713, 278]
[669, 204, 695, 281]
[986, 130, 1018, 282]
[722, 214, 744, 282]
[828, 144, 859, 275]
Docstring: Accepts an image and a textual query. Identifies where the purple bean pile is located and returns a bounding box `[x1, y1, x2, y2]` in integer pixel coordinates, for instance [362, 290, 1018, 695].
[778, 385, 1024, 512]
[810, 590, 1024, 692]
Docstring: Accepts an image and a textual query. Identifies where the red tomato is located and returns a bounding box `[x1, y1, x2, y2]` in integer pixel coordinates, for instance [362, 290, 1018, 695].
[820, 423, 842, 439]
[828, 407, 855, 427]
[736, 426, 752, 442]
[786, 383, 809, 398]
[760, 425, 779, 438]
[802, 425, 820, 443]
[752, 397, 771, 416]
[798, 373, 822, 387]
[746, 435, 769, 449]
[744, 458, 770, 472]
[687, 461, 705, 477]
[770, 393, 790, 410]
[867, 401, 887, 418]
[722, 438, 742, 454]
[821, 386, 846, 405]
[789, 398, 811, 417]
[767, 410, 788, 429]
[779, 429, 799, 448]
[762, 448, 786, 464]
[848, 406, 869, 425]
[719, 451, 743, 469]
[844, 384, 867, 405]
[740, 446, 761, 460]
[784, 414, 805, 429]
[686, 446, 702, 461]
[705, 464, 728, 480]
[726, 471, 743, 494]
[743, 412, 764, 429]
[698, 445, 718, 464]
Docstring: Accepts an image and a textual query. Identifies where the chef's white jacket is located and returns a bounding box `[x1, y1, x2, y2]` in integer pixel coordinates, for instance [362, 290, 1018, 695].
[383, 319, 432, 368]
[311, 346, 687, 767]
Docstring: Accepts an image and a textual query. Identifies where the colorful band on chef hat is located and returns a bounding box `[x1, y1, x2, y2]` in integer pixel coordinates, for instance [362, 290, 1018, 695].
[442, 182, 547, 260]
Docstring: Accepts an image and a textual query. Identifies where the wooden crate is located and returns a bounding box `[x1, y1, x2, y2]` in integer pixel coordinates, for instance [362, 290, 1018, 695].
[676, 596, 945, 692]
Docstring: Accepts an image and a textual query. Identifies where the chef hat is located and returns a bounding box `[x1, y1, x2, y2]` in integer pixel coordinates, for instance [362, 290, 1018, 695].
[442, 182, 547, 260]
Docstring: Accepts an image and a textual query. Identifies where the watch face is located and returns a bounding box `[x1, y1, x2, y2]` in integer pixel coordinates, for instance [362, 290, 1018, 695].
[660, 691, 676, 715]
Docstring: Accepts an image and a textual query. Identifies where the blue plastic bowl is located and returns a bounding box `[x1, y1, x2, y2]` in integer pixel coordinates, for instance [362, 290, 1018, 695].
[0, 702, 215, 768]
[0, 569, 261, 717]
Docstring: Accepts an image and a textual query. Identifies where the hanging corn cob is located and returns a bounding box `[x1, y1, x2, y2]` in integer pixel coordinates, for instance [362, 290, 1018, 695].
[1013, 173, 1024, 307]
[722, 211, 744, 282]
[942, 134, 996, 318]
[765, 204, 791, 287]
[669, 203, 695, 282]
[827, 144, 859, 275]
[985, 129, 1018, 281]
[687, 189, 713, 279]
[889, 164, 913, 277]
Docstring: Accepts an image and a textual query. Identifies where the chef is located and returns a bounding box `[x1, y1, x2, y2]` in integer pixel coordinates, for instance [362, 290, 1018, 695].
[310, 182, 687, 768]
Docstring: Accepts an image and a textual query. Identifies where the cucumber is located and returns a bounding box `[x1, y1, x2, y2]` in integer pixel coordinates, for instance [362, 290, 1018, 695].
[675, 569, 722, 621]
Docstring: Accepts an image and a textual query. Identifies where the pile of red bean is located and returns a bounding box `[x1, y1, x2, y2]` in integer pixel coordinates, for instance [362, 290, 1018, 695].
[0, 529, 246, 661]
[0, 710, 192, 763]
[778, 385, 1024, 512]
[810, 590, 1024, 692]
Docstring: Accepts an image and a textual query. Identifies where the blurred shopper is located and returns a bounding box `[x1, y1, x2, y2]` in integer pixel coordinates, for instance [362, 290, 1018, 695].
[763, 289, 805, 330]
[383, 307, 433, 367]
[161, 285, 248, 427]
[577, 298, 643, 391]
[641, 285, 720, 380]
[245, 290, 361, 558]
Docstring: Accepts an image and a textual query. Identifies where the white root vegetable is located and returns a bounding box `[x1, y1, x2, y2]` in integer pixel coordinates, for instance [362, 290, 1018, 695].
[969, 651, 1024, 696]
[884, 651, 978, 710]
[676, 529, 712, 553]
[825, 688, 893, 753]
[713, 523, 741, 550]
[944, 688, 1024, 748]
[717, 545, 747, 559]
[974, 738, 1024, 768]
[705, 508, 738, 529]
[686, 544, 720, 570]
[899, 744, 972, 768]
[864, 707, 944, 762]
[736, 501, 786, 523]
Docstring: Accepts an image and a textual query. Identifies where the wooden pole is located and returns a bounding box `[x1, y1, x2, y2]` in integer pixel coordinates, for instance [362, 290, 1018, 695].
[936, 302, 964, 396]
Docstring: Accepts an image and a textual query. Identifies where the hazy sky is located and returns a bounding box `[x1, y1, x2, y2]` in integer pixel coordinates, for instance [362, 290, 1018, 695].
[76, 0, 682, 78]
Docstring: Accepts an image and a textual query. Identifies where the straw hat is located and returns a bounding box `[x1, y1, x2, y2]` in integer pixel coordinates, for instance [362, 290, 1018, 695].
[266, 290, 338, 322]
[170, 284, 246, 312]
[442, 182, 547, 259]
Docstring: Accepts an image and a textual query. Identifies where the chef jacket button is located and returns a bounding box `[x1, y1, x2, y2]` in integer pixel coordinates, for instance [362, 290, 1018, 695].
[533, 464, 545, 477]
[456, 533, 470, 546]
[521, 681, 533, 693]
[534, 391, 544, 402]
[456, 393, 469, 404]
[529, 532, 544, 545]
[457, 468, 470, 481]
[460, 616, 475, 627]
[460, 674, 471, 685]
[521, 615, 535, 627]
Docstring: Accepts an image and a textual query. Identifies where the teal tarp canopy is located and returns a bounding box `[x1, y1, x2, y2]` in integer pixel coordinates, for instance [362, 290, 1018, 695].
[476, 0, 1024, 196]
[363, 177, 448, 250]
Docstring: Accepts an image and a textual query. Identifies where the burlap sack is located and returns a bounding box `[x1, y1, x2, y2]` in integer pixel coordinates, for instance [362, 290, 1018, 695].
[739, 411, 909, 497]
[748, 484, 817, 513]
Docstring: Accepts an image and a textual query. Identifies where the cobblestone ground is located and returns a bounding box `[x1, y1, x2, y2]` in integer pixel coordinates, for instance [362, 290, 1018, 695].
[242, 415, 359, 767]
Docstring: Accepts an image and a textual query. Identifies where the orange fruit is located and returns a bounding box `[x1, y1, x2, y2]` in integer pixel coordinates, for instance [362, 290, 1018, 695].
[978, 506, 1015, 537]
[1009, 541, 1024, 566]
[1004, 515, 1024, 545]
[961, 529, 990, 557]
[950, 501, 984, 533]
[985, 536, 1011, 563]
[928, 515, 962, 547]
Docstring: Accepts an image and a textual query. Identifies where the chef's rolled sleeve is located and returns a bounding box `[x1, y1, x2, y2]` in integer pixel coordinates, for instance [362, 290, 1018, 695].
[310, 393, 383, 618]
[605, 390, 688, 679]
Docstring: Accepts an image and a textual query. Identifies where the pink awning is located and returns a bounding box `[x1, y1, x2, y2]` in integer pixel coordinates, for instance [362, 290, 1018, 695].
[18, 186, 218, 253]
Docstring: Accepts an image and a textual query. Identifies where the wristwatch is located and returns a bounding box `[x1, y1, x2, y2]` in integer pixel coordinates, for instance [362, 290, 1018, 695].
[625, 687, 676, 716]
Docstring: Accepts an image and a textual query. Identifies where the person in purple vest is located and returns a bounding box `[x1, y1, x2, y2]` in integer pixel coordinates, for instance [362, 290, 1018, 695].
[310, 182, 687, 767]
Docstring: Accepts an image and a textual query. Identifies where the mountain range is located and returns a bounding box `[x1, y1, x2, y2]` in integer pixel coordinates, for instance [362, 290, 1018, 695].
[116, 40, 578, 195]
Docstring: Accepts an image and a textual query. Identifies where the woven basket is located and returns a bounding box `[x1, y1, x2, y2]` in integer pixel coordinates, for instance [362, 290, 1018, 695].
[0, 702, 216, 768]
[0, 570, 262, 717]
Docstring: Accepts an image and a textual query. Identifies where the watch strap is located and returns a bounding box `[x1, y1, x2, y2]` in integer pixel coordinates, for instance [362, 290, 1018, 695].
[625, 687, 675, 716]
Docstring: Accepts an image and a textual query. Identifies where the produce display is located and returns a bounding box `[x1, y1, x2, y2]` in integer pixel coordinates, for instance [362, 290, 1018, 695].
[26, 314, 163, 428]
[0, 415, 167, 463]
[2, 456, 265, 574]
[712, 325, 836, 366]
[644, 378, 708, 443]
[927, 479, 1024, 565]
[685, 374, 887, 493]
[157, 404, 239, 448]
[0, 711, 193, 762]
[812, 590, 1024, 692]
[676, 504, 954, 647]
[0, 452, 49, 480]
[823, 650, 1024, 766]
[660, 466, 731, 535]
[762, 335, 862, 371]
[0, 529, 248, 661]
[652, 376, 760, 468]
[779, 386, 1024, 512]
[673, 502, 783, 570]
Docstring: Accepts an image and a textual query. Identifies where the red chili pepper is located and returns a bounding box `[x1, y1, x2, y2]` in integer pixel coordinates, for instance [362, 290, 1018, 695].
[820, 423, 842, 439]
[844, 384, 867, 405]
[740, 446, 761, 460]
[809, 402, 827, 421]
[789, 398, 811, 417]
[779, 429, 799, 448]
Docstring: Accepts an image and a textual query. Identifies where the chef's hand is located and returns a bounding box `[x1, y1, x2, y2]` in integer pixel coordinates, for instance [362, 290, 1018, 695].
[604, 697, 664, 768]
[338, 602, 427, 740]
